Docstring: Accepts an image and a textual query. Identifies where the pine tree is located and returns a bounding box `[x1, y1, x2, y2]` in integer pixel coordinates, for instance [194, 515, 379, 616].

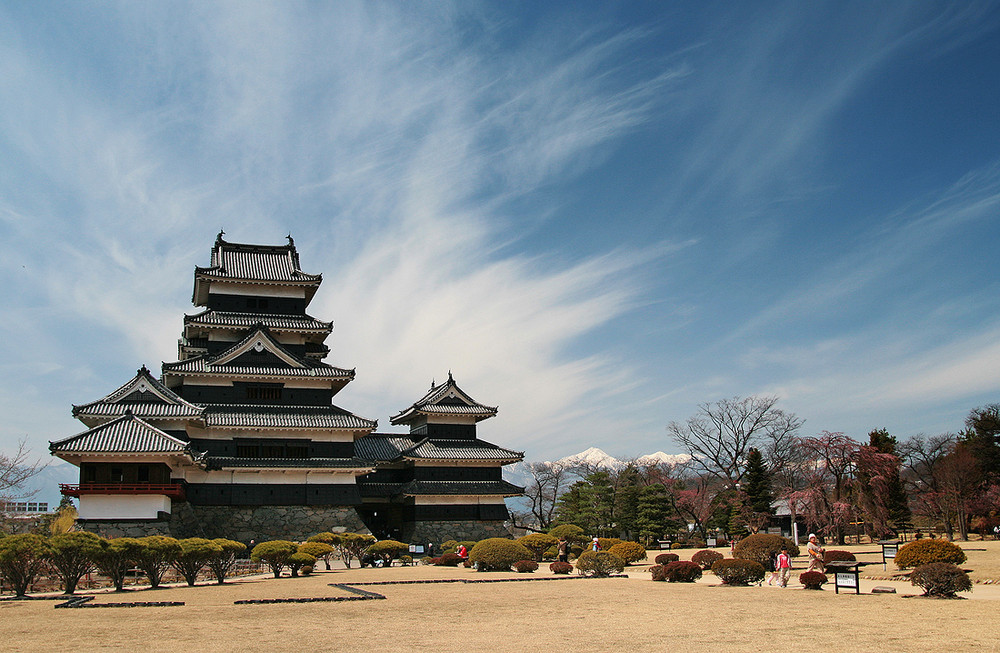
[743, 448, 774, 514]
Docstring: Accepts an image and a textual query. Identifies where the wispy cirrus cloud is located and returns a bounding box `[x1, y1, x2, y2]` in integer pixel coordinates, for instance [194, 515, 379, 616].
[0, 2, 680, 458]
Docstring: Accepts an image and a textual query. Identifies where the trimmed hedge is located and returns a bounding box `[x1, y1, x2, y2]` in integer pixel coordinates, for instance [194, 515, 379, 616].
[649, 564, 666, 581]
[575, 550, 625, 577]
[513, 560, 539, 573]
[910, 562, 972, 597]
[435, 552, 464, 567]
[823, 550, 856, 564]
[895, 539, 967, 569]
[469, 538, 533, 572]
[549, 561, 574, 574]
[607, 541, 647, 565]
[733, 534, 799, 569]
[654, 553, 680, 565]
[691, 549, 724, 571]
[663, 560, 702, 583]
[711, 559, 766, 586]
[799, 571, 827, 590]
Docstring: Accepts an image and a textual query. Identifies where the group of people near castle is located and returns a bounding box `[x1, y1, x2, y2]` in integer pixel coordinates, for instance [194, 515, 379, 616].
[767, 532, 825, 587]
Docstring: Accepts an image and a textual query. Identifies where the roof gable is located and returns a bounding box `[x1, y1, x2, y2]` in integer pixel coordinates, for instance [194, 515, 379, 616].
[210, 326, 306, 369]
[72, 366, 204, 423]
[390, 373, 498, 425]
[51, 413, 193, 455]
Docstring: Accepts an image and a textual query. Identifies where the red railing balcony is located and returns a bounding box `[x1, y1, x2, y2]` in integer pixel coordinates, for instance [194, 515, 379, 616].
[59, 483, 185, 499]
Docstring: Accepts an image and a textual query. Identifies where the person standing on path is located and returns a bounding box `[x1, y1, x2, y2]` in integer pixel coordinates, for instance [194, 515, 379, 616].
[557, 537, 569, 563]
[806, 534, 825, 573]
[591, 537, 600, 552]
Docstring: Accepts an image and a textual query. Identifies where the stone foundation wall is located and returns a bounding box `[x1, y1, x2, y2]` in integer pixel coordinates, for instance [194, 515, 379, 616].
[407, 520, 512, 545]
[79, 503, 371, 541]
[78, 519, 173, 539]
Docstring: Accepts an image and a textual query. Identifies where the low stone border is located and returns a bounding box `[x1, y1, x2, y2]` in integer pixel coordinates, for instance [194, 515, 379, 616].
[55, 596, 184, 609]
[235, 584, 387, 604]
[336, 575, 630, 587]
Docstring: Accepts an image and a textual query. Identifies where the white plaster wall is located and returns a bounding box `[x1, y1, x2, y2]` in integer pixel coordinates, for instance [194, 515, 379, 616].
[78, 494, 172, 520]
[209, 283, 306, 298]
[414, 495, 506, 505]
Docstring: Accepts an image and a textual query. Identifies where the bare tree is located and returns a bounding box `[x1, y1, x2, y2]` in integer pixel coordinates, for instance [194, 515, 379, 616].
[0, 439, 46, 506]
[512, 462, 576, 532]
[668, 395, 803, 486]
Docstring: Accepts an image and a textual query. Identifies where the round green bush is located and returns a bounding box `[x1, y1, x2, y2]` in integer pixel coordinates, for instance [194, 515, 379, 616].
[663, 560, 702, 582]
[366, 540, 410, 566]
[733, 534, 799, 568]
[549, 561, 573, 574]
[518, 533, 559, 561]
[910, 562, 972, 597]
[823, 550, 856, 564]
[655, 553, 680, 565]
[399, 555, 413, 566]
[575, 550, 625, 577]
[607, 541, 647, 565]
[799, 571, 828, 589]
[513, 559, 538, 573]
[547, 524, 587, 544]
[469, 538, 533, 572]
[596, 538, 624, 552]
[895, 539, 967, 569]
[691, 549, 724, 571]
[711, 558, 766, 586]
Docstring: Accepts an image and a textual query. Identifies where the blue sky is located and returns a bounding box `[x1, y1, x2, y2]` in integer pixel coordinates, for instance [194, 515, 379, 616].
[2, 1, 1000, 465]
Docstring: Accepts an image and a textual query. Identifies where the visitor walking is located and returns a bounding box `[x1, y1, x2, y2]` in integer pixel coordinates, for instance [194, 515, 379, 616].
[806, 534, 825, 573]
[769, 547, 792, 587]
[557, 537, 569, 562]
[591, 537, 600, 552]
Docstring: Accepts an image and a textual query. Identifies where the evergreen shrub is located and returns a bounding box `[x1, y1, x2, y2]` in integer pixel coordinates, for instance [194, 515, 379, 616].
[711, 559, 765, 586]
[799, 571, 827, 589]
[0, 533, 52, 597]
[513, 559, 538, 573]
[823, 550, 856, 564]
[366, 540, 409, 566]
[732, 534, 799, 568]
[895, 539, 967, 569]
[654, 553, 680, 565]
[518, 533, 558, 562]
[909, 563, 972, 597]
[468, 538, 533, 572]
[608, 541, 647, 564]
[596, 538, 624, 552]
[691, 549, 724, 571]
[399, 555, 413, 566]
[547, 524, 587, 544]
[575, 550, 625, 577]
[435, 553, 463, 566]
[663, 560, 702, 582]
[549, 561, 573, 574]
[251, 540, 299, 578]
[287, 552, 317, 577]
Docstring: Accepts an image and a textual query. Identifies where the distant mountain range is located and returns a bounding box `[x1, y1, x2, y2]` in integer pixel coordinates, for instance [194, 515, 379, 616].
[8, 461, 78, 511]
[502, 446, 690, 487]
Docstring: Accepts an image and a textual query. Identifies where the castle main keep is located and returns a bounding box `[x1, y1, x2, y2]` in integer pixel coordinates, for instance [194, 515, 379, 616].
[50, 234, 523, 543]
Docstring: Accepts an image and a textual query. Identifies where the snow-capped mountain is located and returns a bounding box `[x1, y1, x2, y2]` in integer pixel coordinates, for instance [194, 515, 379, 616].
[502, 447, 689, 486]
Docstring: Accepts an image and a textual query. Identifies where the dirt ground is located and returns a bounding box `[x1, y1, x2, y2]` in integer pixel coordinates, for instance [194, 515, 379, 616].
[2, 541, 999, 652]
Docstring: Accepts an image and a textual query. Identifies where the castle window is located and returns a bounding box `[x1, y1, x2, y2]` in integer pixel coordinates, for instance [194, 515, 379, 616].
[246, 385, 282, 401]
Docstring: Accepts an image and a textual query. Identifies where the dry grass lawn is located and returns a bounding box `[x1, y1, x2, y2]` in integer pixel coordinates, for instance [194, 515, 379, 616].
[3, 541, 1000, 652]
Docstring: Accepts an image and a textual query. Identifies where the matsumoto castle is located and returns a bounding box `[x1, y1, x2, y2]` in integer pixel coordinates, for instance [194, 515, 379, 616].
[50, 234, 524, 542]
